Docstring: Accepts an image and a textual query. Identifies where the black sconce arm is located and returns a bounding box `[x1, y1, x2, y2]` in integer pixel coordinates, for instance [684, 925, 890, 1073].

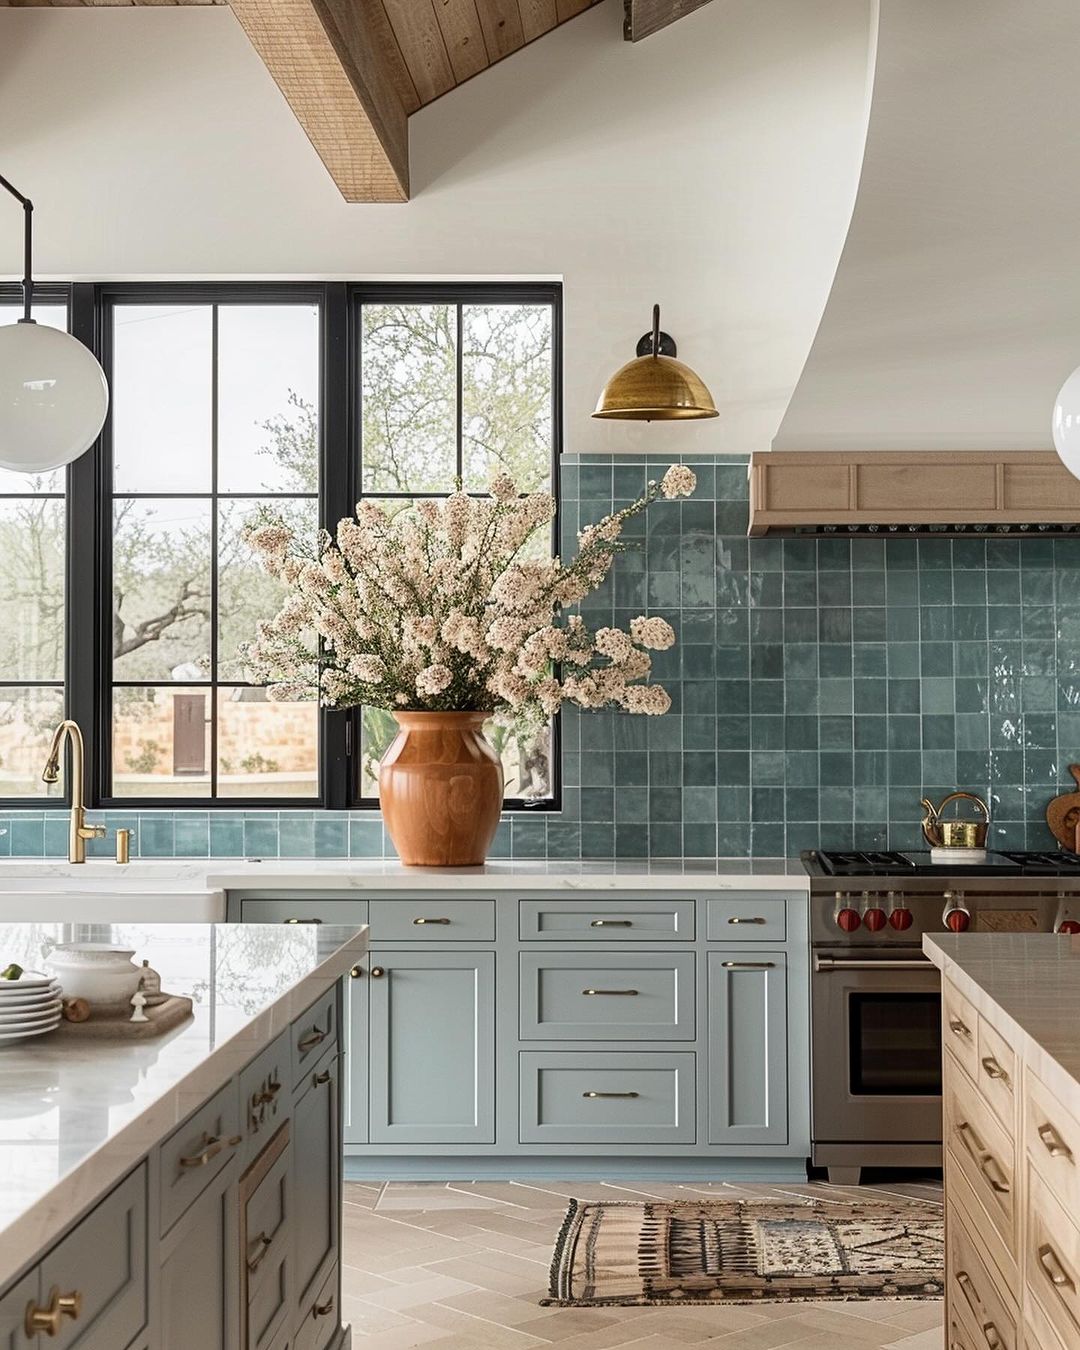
[0, 173, 33, 323]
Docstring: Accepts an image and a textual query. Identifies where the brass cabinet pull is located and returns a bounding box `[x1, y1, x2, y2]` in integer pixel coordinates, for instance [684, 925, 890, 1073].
[1038, 1121, 1074, 1161]
[178, 1132, 238, 1169]
[314, 1069, 332, 1086]
[980, 1056, 1011, 1087]
[370, 966, 385, 978]
[297, 1025, 327, 1053]
[721, 961, 775, 969]
[949, 1016, 973, 1041]
[413, 917, 451, 925]
[313, 1295, 335, 1318]
[582, 988, 639, 996]
[1038, 1242, 1075, 1292]
[955, 1271, 1003, 1350]
[246, 1232, 273, 1273]
[728, 916, 767, 925]
[583, 1090, 639, 1099]
[955, 1121, 1010, 1194]
[25, 1287, 82, 1337]
[590, 919, 632, 927]
[284, 917, 322, 924]
[350, 965, 363, 978]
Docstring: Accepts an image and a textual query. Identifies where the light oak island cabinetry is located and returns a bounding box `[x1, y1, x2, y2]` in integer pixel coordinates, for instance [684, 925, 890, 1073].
[927, 934, 1080, 1350]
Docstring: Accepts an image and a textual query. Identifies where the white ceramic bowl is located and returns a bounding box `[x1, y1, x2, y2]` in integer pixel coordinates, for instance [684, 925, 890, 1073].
[45, 944, 141, 1011]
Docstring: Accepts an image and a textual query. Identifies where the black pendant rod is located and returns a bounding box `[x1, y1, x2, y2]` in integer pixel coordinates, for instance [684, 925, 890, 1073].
[0, 173, 34, 323]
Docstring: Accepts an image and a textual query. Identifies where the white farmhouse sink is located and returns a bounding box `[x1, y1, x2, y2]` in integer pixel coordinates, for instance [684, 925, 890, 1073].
[0, 862, 224, 922]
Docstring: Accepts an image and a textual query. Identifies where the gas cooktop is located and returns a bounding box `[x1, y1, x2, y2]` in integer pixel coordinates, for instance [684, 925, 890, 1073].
[806, 849, 1080, 877]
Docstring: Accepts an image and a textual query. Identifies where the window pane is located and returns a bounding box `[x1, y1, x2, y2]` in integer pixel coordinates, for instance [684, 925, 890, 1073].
[0, 305, 69, 496]
[0, 687, 64, 798]
[217, 688, 318, 798]
[112, 686, 210, 797]
[112, 305, 212, 493]
[462, 304, 552, 493]
[361, 304, 456, 493]
[218, 497, 318, 681]
[217, 305, 319, 493]
[0, 499, 65, 681]
[113, 499, 211, 681]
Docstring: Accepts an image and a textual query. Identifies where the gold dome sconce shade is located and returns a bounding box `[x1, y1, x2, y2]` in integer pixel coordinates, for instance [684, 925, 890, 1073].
[592, 304, 719, 421]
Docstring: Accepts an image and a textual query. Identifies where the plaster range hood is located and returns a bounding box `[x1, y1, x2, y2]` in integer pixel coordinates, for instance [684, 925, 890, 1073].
[747, 450, 1080, 537]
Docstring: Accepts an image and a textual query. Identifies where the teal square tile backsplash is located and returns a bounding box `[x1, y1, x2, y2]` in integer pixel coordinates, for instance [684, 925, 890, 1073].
[2, 451, 1076, 860]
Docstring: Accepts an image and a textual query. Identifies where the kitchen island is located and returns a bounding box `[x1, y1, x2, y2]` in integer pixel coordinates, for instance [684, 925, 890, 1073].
[0, 920, 367, 1350]
[925, 932, 1080, 1350]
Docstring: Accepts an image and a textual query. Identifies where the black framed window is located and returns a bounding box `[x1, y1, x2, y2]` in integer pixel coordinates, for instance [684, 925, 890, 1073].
[0, 281, 561, 812]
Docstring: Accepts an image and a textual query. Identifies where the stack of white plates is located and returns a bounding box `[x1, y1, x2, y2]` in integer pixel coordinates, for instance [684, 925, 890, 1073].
[0, 972, 63, 1043]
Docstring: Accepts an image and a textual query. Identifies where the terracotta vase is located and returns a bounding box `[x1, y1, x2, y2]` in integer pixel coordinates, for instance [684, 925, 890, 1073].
[378, 711, 504, 866]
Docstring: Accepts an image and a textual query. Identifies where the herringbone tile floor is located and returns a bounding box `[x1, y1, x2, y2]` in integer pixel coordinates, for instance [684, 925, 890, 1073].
[341, 1178, 944, 1348]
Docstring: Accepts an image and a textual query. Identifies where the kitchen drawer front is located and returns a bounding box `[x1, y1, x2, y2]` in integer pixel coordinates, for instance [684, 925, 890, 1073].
[944, 1056, 1017, 1266]
[38, 1164, 148, 1350]
[239, 898, 368, 927]
[943, 980, 980, 1082]
[1025, 1067, 1080, 1214]
[369, 899, 495, 943]
[1025, 1280, 1071, 1350]
[977, 1015, 1017, 1138]
[947, 1193, 1018, 1350]
[159, 1080, 241, 1236]
[519, 899, 694, 941]
[519, 1052, 695, 1144]
[1026, 1169, 1080, 1349]
[705, 897, 787, 942]
[293, 1264, 338, 1350]
[519, 952, 695, 1041]
[291, 987, 338, 1088]
[240, 1032, 291, 1158]
[241, 1125, 292, 1350]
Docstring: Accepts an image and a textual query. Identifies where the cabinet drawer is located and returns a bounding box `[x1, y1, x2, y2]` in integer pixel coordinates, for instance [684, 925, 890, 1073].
[706, 897, 787, 941]
[519, 952, 695, 1041]
[947, 1194, 1018, 1350]
[241, 1125, 292, 1350]
[519, 898, 694, 941]
[1027, 1169, 1080, 1349]
[291, 987, 338, 1087]
[1026, 1067, 1080, 1214]
[37, 1165, 147, 1350]
[943, 980, 980, 1082]
[293, 1264, 338, 1350]
[944, 1055, 1017, 1269]
[160, 1080, 241, 1236]
[519, 1052, 695, 1144]
[977, 1015, 1016, 1138]
[369, 899, 494, 943]
[239, 898, 368, 926]
[1025, 1280, 1071, 1350]
[240, 1032, 291, 1160]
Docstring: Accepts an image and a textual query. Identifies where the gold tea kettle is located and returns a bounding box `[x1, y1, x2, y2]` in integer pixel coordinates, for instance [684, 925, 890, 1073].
[920, 791, 990, 849]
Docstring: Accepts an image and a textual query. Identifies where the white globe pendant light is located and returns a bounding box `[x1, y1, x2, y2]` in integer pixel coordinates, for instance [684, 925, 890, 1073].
[0, 174, 108, 473]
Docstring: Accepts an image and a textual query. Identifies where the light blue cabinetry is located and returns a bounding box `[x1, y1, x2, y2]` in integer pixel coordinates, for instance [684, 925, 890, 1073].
[234, 886, 810, 1180]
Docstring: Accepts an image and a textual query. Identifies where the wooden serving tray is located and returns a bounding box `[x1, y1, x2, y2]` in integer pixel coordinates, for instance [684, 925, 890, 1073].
[54, 994, 193, 1039]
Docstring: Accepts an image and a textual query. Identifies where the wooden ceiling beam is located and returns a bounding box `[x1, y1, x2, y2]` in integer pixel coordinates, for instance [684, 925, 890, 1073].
[623, 0, 713, 42]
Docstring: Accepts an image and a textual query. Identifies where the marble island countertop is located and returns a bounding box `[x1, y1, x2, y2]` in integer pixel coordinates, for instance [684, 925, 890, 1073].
[0, 921, 367, 1288]
[925, 932, 1080, 1115]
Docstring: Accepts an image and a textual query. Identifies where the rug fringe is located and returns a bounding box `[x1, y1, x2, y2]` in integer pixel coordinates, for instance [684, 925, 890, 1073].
[540, 1291, 943, 1309]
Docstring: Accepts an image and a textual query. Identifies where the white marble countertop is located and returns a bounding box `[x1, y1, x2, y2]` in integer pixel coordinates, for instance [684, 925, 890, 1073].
[925, 932, 1080, 1114]
[0, 921, 367, 1290]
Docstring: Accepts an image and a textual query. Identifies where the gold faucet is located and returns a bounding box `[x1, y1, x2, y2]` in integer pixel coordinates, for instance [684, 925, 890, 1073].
[42, 720, 107, 864]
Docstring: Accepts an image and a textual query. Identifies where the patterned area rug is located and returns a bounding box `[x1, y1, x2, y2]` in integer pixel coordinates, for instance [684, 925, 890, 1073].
[543, 1196, 944, 1307]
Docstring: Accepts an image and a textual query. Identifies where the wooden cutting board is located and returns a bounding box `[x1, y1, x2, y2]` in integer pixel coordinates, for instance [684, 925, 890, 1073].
[1046, 765, 1080, 850]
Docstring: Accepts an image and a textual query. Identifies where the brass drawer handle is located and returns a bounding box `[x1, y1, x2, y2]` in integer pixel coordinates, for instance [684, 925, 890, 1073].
[246, 1232, 272, 1273]
[1038, 1242, 1075, 1292]
[284, 917, 322, 924]
[728, 916, 767, 924]
[178, 1132, 241, 1169]
[955, 1121, 1010, 1194]
[980, 1056, 1011, 1087]
[413, 917, 451, 925]
[313, 1294, 335, 1318]
[583, 1090, 639, 1099]
[721, 961, 775, 969]
[949, 1016, 973, 1040]
[582, 988, 639, 996]
[297, 1025, 327, 1053]
[955, 1272, 1003, 1350]
[25, 1288, 81, 1337]
[590, 919, 632, 927]
[1038, 1121, 1074, 1160]
[314, 1069, 332, 1086]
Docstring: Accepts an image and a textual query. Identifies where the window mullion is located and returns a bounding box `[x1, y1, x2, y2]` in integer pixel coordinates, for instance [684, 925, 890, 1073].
[323, 283, 352, 809]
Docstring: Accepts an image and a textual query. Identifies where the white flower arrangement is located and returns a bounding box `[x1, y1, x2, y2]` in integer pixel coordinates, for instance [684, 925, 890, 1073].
[242, 463, 696, 721]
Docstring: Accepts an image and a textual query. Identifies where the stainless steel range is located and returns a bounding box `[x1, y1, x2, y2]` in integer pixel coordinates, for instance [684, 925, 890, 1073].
[802, 848, 1080, 1183]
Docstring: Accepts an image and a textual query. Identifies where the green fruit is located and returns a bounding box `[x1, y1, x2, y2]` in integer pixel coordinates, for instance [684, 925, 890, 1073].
[0, 963, 23, 981]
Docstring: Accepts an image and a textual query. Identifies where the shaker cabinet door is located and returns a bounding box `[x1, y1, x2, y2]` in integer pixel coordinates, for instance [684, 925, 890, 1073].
[292, 1045, 341, 1321]
[159, 1163, 238, 1350]
[369, 949, 495, 1145]
[707, 950, 788, 1145]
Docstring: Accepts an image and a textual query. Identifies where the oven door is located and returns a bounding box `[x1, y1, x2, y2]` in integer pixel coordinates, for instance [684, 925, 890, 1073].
[811, 948, 943, 1146]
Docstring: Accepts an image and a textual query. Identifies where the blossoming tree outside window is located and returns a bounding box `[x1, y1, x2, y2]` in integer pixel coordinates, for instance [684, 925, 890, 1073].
[245, 463, 696, 865]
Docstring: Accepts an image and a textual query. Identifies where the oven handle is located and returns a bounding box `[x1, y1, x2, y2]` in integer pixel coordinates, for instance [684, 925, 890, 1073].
[814, 956, 935, 972]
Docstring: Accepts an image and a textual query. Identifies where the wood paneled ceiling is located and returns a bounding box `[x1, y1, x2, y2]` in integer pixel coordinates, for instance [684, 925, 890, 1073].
[1, 0, 708, 201]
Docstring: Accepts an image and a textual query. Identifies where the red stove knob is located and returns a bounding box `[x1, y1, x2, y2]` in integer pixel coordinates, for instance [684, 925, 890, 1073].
[889, 907, 914, 931]
[836, 908, 862, 933]
[944, 908, 970, 933]
[863, 907, 887, 932]
[1058, 920, 1080, 935]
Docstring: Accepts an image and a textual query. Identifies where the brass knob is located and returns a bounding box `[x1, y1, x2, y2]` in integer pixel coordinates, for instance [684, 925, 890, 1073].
[26, 1287, 82, 1336]
[350, 965, 363, 978]
[370, 966, 385, 978]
